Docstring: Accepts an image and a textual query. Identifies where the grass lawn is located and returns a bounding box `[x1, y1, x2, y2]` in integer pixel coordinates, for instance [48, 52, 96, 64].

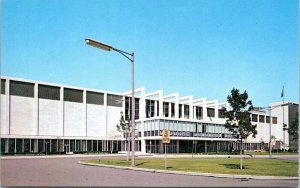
[82, 157, 298, 177]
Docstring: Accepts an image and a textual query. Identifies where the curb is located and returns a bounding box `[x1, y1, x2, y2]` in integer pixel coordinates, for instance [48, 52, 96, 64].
[78, 161, 299, 180]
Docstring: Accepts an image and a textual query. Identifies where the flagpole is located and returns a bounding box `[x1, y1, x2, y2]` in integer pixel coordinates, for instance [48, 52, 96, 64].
[282, 86, 285, 151]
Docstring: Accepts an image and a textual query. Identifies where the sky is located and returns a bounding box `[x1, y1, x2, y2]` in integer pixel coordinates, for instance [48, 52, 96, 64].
[2, 0, 299, 107]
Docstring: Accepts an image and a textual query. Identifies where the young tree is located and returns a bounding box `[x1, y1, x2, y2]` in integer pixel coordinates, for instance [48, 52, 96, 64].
[288, 113, 299, 140]
[223, 88, 257, 169]
[116, 112, 131, 161]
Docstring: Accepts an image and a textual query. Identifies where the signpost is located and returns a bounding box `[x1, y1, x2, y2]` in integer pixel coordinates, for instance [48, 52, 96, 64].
[162, 129, 170, 170]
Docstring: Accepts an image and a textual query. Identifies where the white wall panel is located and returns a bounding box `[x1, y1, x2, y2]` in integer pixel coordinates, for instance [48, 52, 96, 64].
[39, 99, 62, 136]
[64, 102, 85, 136]
[10, 96, 36, 135]
[1, 95, 8, 134]
[87, 104, 106, 137]
[107, 106, 122, 138]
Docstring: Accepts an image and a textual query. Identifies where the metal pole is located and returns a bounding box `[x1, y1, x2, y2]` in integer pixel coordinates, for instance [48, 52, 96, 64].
[282, 97, 285, 151]
[269, 108, 272, 158]
[131, 51, 135, 167]
[165, 144, 167, 170]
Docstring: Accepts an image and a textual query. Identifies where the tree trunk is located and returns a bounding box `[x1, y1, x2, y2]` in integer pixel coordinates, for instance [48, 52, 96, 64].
[240, 138, 243, 169]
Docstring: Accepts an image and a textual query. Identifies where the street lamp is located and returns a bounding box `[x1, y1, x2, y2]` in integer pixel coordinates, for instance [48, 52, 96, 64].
[261, 103, 290, 158]
[85, 38, 136, 167]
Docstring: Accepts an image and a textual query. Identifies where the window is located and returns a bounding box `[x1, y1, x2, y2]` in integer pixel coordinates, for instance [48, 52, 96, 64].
[179, 104, 182, 118]
[184, 105, 189, 119]
[125, 97, 139, 120]
[1, 79, 5, 95]
[272, 117, 277, 124]
[171, 103, 175, 118]
[39, 84, 60, 100]
[259, 115, 265, 123]
[10, 80, 34, 98]
[64, 88, 83, 103]
[87, 91, 104, 105]
[156, 101, 159, 116]
[107, 94, 122, 107]
[251, 114, 258, 122]
[163, 102, 169, 117]
[195, 106, 202, 120]
[218, 109, 225, 118]
[207, 108, 215, 117]
[266, 116, 270, 123]
[145, 100, 155, 118]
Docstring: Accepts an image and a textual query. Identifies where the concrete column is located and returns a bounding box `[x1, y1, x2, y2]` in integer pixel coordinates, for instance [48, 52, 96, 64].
[189, 98, 193, 120]
[202, 100, 207, 121]
[141, 139, 146, 153]
[22, 139, 24, 152]
[5, 138, 9, 153]
[83, 90, 87, 136]
[6, 79, 10, 134]
[104, 93, 108, 137]
[159, 91, 163, 117]
[205, 141, 207, 153]
[14, 138, 16, 153]
[60, 87, 64, 136]
[215, 101, 218, 119]
[175, 95, 179, 118]
[193, 106, 196, 120]
[34, 83, 39, 135]
[154, 100, 158, 117]
[34, 139, 38, 152]
[140, 90, 146, 119]
[176, 140, 179, 153]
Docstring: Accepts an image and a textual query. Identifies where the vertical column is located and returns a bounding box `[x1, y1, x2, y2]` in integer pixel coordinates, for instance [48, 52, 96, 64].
[176, 140, 179, 153]
[202, 99, 207, 121]
[60, 87, 64, 136]
[175, 94, 179, 119]
[6, 79, 10, 134]
[34, 139, 38, 152]
[83, 90, 87, 137]
[159, 140, 164, 153]
[141, 139, 146, 153]
[22, 139, 24, 152]
[34, 83, 39, 135]
[189, 97, 193, 120]
[5, 138, 9, 153]
[215, 101, 218, 119]
[205, 141, 207, 153]
[140, 89, 146, 120]
[181, 104, 184, 119]
[14, 138, 16, 153]
[104, 93, 108, 137]
[159, 91, 163, 117]
[193, 106, 196, 120]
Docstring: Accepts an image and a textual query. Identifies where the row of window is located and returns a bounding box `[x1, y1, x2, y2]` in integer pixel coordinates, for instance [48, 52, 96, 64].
[1, 80, 122, 107]
[251, 114, 277, 124]
[142, 119, 232, 134]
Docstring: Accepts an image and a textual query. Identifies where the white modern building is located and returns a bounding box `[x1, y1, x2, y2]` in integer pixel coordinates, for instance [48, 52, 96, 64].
[0, 76, 297, 154]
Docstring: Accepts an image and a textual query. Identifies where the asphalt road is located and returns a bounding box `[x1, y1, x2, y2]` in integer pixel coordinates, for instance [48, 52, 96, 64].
[0, 156, 298, 187]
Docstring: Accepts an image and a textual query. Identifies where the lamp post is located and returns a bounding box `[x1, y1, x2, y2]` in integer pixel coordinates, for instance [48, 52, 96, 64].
[262, 103, 290, 158]
[85, 38, 136, 167]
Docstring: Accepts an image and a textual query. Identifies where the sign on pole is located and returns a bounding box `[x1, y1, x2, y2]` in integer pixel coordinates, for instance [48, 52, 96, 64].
[162, 129, 170, 144]
[162, 129, 170, 170]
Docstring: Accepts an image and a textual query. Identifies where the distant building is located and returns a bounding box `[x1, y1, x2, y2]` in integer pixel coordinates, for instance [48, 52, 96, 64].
[0, 76, 297, 154]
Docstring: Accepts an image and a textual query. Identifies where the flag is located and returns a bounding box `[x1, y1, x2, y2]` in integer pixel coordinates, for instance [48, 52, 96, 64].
[281, 86, 284, 98]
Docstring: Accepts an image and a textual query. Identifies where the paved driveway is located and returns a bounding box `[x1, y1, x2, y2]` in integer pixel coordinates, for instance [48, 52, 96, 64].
[0, 156, 298, 187]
